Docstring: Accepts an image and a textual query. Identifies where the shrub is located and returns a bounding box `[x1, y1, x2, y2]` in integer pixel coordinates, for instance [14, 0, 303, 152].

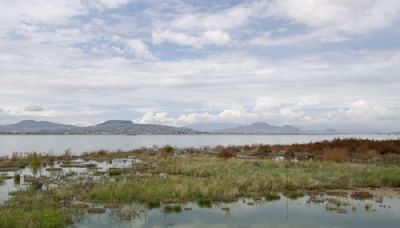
[218, 147, 238, 159]
[159, 145, 175, 157]
[321, 148, 349, 163]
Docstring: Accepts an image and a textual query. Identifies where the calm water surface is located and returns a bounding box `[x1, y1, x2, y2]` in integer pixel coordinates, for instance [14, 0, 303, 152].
[0, 134, 399, 155]
[76, 195, 400, 228]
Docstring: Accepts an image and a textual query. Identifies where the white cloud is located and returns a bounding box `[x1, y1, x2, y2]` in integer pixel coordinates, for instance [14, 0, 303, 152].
[136, 108, 258, 126]
[323, 100, 394, 121]
[92, 0, 132, 8]
[135, 99, 397, 129]
[126, 39, 155, 60]
[249, 30, 347, 46]
[267, 0, 400, 34]
[0, 0, 132, 29]
[296, 96, 321, 107]
[0, 0, 399, 131]
[0, 0, 85, 28]
[169, 1, 266, 32]
[1, 106, 106, 119]
[247, 0, 400, 46]
[152, 30, 231, 48]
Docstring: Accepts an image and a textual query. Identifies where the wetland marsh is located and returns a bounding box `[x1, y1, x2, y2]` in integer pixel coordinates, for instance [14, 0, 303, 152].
[1, 138, 400, 227]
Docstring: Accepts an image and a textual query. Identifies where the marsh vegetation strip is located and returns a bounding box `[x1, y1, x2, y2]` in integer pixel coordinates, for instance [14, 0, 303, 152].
[1, 139, 400, 227]
[1, 134, 399, 155]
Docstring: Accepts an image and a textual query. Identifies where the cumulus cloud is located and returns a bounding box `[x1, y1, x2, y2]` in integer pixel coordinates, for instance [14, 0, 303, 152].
[136, 108, 258, 126]
[135, 99, 397, 130]
[169, 1, 265, 31]
[0, 0, 132, 28]
[267, 0, 400, 34]
[323, 100, 394, 122]
[248, 0, 400, 46]
[152, 30, 231, 48]
[249, 30, 348, 46]
[92, 0, 132, 8]
[126, 39, 155, 60]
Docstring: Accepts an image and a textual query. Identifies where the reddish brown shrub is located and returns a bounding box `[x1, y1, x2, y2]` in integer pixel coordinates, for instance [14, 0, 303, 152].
[321, 148, 349, 163]
[159, 145, 175, 157]
[218, 147, 238, 159]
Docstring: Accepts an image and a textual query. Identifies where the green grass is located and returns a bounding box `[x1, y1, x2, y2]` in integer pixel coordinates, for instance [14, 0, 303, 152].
[0, 189, 77, 228]
[71, 156, 400, 205]
[0, 208, 73, 228]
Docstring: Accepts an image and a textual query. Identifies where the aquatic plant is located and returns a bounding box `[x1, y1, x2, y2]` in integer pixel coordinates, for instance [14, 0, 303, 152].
[14, 173, 20, 184]
[159, 145, 175, 157]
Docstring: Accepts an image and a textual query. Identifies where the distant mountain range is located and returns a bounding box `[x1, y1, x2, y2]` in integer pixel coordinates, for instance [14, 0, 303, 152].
[0, 120, 197, 135]
[212, 122, 337, 134]
[0, 120, 339, 135]
[214, 122, 302, 134]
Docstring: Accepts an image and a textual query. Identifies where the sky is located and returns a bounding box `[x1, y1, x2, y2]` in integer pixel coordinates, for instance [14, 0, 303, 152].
[0, 0, 399, 132]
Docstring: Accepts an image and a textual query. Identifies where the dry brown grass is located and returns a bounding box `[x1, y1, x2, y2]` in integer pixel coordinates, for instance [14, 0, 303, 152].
[321, 148, 349, 163]
[218, 147, 238, 158]
[159, 145, 175, 157]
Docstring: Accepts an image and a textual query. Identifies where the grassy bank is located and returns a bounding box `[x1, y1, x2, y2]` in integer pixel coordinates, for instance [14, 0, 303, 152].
[84, 156, 400, 203]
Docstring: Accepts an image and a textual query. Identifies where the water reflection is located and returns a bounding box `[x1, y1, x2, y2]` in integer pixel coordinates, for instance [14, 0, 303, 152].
[73, 194, 400, 228]
[0, 157, 141, 203]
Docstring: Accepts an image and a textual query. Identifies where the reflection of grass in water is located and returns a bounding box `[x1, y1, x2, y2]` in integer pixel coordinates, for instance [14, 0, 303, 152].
[265, 192, 281, 201]
[198, 199, 213, 208]
[164, 205, 182, 214]
[147, 201, 161, 209]
[283, 190, 305, 200]
[87, 208, 106, 214]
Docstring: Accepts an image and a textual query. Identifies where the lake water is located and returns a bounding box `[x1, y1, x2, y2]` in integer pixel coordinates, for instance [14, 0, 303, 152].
[76, 195, 400, 228]
[0, 134, 399, 156]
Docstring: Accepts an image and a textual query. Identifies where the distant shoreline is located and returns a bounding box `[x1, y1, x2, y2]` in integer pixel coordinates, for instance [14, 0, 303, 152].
[0, 133, 394, 136]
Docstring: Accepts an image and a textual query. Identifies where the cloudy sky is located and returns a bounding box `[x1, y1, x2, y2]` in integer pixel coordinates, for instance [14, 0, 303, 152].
[0, 0, 399, 132]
